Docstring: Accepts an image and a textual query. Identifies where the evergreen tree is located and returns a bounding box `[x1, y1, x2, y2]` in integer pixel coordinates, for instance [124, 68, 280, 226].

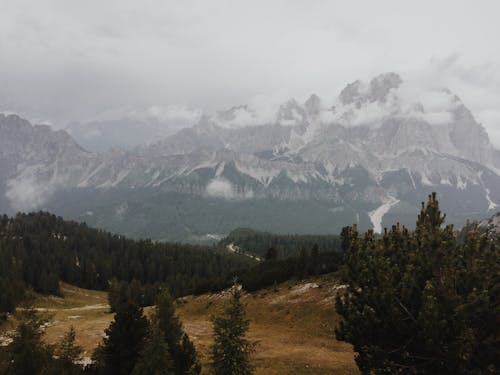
[4, 306, 53, 375]
[211, 285, 254, 375]
[310, 243, 320, 275]
[92, 300, 148, 375]
[265, 247, 278, 261]
[132, 318, 174, 375]
[47, 327, 84, 375]
[156, 291, 200, 375]
[296, 247, 308, 277]
[335, 193, 500, 374]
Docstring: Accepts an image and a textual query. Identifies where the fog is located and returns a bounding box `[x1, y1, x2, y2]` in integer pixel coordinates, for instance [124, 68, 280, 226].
[1, 0, 499, 146]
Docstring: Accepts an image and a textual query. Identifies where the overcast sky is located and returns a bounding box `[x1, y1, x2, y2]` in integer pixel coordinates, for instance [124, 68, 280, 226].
[1, 0, 500, 146]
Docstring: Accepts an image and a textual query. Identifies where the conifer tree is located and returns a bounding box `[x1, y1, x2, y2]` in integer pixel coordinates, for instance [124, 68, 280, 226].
[156, 291, 200, 375]
[265, 247, 278, 261]
[4, 305, 53, 375]
[47, 326, 84, 375]
[335, 193, 500, 374]
[132, 318, 174, 375]
[310, 243, 320, 275]
[92, 300, 148, 375]
[211, 285, 254, 375]
[296, 247, 308, 277]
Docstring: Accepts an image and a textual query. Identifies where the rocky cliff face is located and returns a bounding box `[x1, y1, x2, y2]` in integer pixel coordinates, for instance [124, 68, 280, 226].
[1, 73, 499, 239]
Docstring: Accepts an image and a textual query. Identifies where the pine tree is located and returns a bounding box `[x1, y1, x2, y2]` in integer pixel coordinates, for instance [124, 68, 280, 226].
[155, 291, 200, 375]
[92, 300, 148, 375]
[265, 247, 278, 261]
[132, 318, 174, 375]
[4, 305, 53, 375]
[211, 285, 254, 375]
[296, 247, 310, 277]
[310, 243, 320, 275]
[47, 327, 84, 375]
[335, 193, 500, 374]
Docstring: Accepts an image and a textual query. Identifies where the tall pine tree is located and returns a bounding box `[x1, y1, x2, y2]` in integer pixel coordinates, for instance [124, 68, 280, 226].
[211, 285, 254, 375]
[132, 317, 174, 375]
[47, 327, 84, 375]
[92, 300, 148, 375]
[156, 291, 200, 375]
[3, 305, 53, 375]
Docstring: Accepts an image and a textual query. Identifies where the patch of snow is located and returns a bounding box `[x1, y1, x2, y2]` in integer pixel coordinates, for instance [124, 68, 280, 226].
[485, 188, 499, 211]
[97, 168, 131, 188]
[368, 196, 400, 233]
[205, 233, 224, 241]
[76, 357, 93, 367]
[420, 173, 434, 186]
[226, 243, 240, 254]
[407, 170, 416, 189]
[21, 304, 109, 312]
[0, 335, 13, 347]
[286, 171, 309, 183]
[456, 175, 467, 190]
[77, 162, 106, 188]
[440, 176, 452, 185]
[235, 163, 281, 186]
[215, 162, 225, 177]
[294, 283, 319, 294]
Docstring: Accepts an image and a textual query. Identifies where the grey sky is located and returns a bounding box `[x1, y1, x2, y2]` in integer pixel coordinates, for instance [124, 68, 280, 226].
[1, 0, 500, 146]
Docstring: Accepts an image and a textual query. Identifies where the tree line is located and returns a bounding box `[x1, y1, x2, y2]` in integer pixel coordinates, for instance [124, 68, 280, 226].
[0, 212, 254, 316]
[218, 227, 342, 259]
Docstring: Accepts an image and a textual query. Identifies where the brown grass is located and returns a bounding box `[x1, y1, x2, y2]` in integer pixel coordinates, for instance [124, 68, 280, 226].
[177, 275, 358, 374]
[1, 276, 359, 374]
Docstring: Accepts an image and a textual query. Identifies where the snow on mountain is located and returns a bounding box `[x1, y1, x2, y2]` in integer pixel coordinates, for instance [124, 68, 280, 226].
[1, 73, 499, 235]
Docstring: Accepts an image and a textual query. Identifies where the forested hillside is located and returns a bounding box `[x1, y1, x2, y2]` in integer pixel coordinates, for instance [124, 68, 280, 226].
[219, 227, 342, 259]
[0, 212, 254, 315]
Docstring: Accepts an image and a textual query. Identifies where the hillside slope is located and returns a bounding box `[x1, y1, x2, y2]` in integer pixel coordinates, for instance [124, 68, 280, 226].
[1, 276, 357, 374]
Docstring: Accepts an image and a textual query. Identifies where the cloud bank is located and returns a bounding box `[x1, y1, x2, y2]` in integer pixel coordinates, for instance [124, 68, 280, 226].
[205, 178, 253, 200]
[0, 1, 499, 146]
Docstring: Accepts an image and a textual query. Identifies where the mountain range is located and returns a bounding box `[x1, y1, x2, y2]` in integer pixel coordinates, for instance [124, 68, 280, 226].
[1, 72, 499, 241]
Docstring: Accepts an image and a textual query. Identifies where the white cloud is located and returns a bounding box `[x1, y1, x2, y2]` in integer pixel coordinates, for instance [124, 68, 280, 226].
[128, 105, 202, 126]
[0, 1, 499, 146]
[206, 178, 234, 199]
[6, 174, 60, 212]
[205, 177, 253, 200]
[418, 111, 453, 126]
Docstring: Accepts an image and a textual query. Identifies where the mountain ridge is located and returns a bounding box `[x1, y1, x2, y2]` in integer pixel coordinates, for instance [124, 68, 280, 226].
[1, 73, 499, 240]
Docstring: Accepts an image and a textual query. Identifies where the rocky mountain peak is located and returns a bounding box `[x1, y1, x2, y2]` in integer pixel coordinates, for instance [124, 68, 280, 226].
[304, 94, 322, 117]
[276, 99, 307, 126]
[339, 72, 402, 106]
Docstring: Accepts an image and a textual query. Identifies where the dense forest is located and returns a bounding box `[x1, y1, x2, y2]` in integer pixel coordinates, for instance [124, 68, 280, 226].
[0, 212, 255, 315]
[0, 212, 345, 316]
[233, 245, 343, 291]
[218, 227, 342, 259]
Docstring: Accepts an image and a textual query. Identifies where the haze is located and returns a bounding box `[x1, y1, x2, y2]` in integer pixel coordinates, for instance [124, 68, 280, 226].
[1, 0, 499, 146]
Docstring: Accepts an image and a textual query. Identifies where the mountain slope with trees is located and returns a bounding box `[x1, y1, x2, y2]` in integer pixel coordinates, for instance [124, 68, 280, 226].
[0, 212, 254, 315]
